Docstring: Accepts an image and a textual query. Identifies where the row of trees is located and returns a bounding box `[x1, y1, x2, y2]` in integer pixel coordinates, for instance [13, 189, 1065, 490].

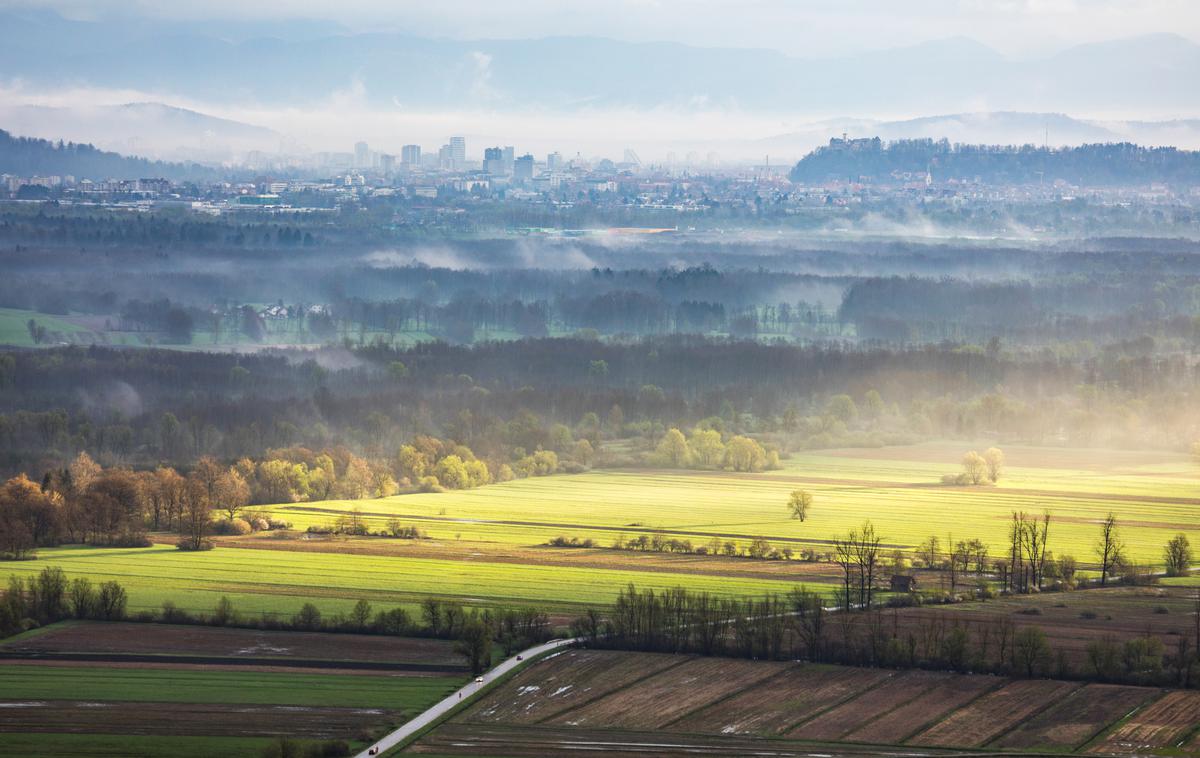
[652, 427, 779, 472]
[0, 567, 127, 637]
[0, 431, 590, 558]
[576, 583, 1200, 688]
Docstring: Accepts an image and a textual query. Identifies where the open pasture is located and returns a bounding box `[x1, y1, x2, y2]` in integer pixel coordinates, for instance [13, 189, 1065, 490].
[265, 441, 1200, 576]
[0, 543, 813, 619]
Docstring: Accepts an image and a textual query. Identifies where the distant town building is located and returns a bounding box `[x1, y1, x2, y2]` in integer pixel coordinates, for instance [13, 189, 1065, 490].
[354, 141, 370, 168]
[449, 135, 466, 168]
[514, 154, 535, 182]
[484, 146, 506, 175]
[400, 144, 421, 166]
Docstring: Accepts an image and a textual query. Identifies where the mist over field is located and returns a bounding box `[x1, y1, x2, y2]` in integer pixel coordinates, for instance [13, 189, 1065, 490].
[1, 3, 1200, 758]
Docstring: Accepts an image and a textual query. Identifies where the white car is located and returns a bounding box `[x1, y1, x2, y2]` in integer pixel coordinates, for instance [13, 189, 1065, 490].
[474, 676, 484, 683]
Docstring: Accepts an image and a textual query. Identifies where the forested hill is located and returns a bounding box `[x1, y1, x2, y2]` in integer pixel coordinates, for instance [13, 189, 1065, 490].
[0, 129, 217, 181]
[789, 138, 1200, 185]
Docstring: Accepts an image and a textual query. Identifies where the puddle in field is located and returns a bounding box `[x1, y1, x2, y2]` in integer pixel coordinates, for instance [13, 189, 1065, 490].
[235, 644, 292, 655]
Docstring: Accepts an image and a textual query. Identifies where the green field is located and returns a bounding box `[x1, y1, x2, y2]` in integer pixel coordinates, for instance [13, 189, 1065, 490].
[0, 307, 90, 346]
[0, 663, 460, 757]
[0, 543, 813, 617]
[267, 442, 1199, 571]
[0, 665, 460, 710]
[4, 442, 1194, 619]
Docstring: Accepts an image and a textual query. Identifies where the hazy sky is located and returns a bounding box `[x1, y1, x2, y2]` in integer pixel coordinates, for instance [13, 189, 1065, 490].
[8, 0, 1200, 57]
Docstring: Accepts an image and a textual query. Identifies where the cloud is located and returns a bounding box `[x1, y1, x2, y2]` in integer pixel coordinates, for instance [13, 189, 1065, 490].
[3, 0, 1197, 56]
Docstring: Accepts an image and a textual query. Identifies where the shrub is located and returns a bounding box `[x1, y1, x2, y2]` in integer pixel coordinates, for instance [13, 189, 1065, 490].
[293, 602, 322, 630]
[175, 537, 214, 551]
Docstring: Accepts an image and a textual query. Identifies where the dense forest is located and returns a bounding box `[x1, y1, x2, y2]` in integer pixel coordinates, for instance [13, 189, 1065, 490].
[790, 139, 1200, 185]
[0, 129, 218, 182]
[1, 336, 1196, 478]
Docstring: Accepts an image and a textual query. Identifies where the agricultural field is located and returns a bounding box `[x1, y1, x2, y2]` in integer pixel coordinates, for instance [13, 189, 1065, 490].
[411, 650, 1197, 756]
[5, 442, 1192, 625]
[0, 620, 466, 673]
[0, 543, 812, 619]
[0, 660, 461, 757]
[262, 442, 1200, 579]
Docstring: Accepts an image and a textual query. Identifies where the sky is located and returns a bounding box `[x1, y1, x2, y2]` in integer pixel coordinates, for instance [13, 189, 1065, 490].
[1, 1, 1199, 161]
[7, 0, 1199, 58]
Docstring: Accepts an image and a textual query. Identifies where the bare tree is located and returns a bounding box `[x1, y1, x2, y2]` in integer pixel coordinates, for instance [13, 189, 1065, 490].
[1096, 513, 1124, 587]
[177, 479, 211, 551]
[1020, 511, 1051, 590]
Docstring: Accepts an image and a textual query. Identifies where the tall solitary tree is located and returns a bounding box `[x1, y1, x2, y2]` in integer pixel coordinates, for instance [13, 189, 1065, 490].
[983, 447, 1005, 483]
[1164, 534, 1192, 578]
[787, 490, 812, 521]
[1096, 513, 1124, 587]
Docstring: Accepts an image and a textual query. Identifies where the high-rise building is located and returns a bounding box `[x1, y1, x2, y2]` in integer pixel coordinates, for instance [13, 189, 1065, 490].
[449, 136, 466, 168]
[546, 152, 562, 171]
[503, 146, 515, 174]
[379, 153, 396, 174]
[484, 146, 506, 175]
[514, 154, 535, 182]
[401, 144, 421, 166]
[354, 141, 370, 168]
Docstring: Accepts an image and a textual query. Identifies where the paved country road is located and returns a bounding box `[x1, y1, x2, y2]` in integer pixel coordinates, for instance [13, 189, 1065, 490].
[354, 637, 579, 758]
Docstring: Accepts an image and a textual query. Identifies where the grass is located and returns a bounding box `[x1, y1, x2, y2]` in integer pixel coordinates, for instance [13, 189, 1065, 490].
[5, 442, 1194, 618]
[0, 543, 815, 618]
[267, 441, 1199, 571]
[0, 665, 462, 710]
[0, 307, 89, 346]
[0, 734, 274, 758]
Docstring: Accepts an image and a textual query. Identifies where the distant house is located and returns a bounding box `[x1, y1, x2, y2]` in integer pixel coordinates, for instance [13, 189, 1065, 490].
[890, 575, 918, 593]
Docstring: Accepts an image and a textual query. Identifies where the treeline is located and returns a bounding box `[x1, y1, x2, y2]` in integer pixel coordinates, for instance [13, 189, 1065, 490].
[841, 275, 1200, 343]
[0, 567, 128, 638]
[574, 583, 1200, 689]
[0, 432, 590, 557]
[3, 337, 1200, 477]
[791, 139, 1200, 185]
[0, 129, 218, 182]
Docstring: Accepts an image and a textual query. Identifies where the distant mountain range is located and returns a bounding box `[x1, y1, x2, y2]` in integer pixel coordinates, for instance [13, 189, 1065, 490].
[0, 103, 281, 163]
[755, 112, 1200, 156]
[0, 10, 1198, 116]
